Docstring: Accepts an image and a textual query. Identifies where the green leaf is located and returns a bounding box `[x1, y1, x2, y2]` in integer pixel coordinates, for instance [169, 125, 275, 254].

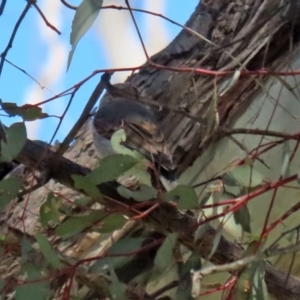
[281, 142, 290, 178]
[68, 0, 103, 69]
[234, 256, 268, 300]
[108, 267, 128, 300]
[120, 162, 151, 186]
[39, 193, 63, 228]
[117, 185, 157, 202]
[74, 196, 93, 206]
[55, 210, 106, 239]
[96, 214, 127, 233]
[72, 174, 101, 198]
[87, 154, 139, 184]
[154, 233, 177, 273]
[223, 164, 265, 188]
[0, 120, 7, 142]
[163, 185, 198, 209]
[21, 238, 34, 260]
[111, 129, 144, 159]
[16, 281, 49, 300]
[1, 122, 27, 162]
[234, 205, 251, 233]
[35, 233, 64, 269]
[194, 223, 210, 241]
[0, 177, 22, 211]
[16, 262, 49, 300]
[1, 102, 48, 121]
[208, 223, 222, 259]
[176, 252, 201, 300]
[0, 279, 4, 292]
[90, 237, 145, 272]
[297, 171, 300, 186]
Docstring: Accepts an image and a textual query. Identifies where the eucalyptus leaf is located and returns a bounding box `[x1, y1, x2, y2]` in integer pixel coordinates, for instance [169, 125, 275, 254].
[234, 256, 268, 300]
[1, 122, 27, 162]
[108, 267, 128, 300]
[96, 214, 127, 233]
[281, 141, 290, 178]
[224, 164, 265, 188]
[90, 237, 145, 272]
[16, 262, 50, 300]
[72, 174, 102, 198]
[87, 154, 139, 184]
[234, 205, 251, 233]
[36, 233, 64, 269]
[120, 162, 152, 187]
[74, 196, 93, 206]
[55, 210, 107, 239]
[68, 0, 103, 69]
[208, 223, 222, 259]
[163, 185, 198, 209]
[0, 177, 22, 211]
[39, 192, 63, 228]
[1, 102, 48, 121]
[154, 233, 177, 273]
[111, 129, 144, 159]
[117, 185, 157, 202]
[15, 281, 49, 300]
[176, 252, 201, 300]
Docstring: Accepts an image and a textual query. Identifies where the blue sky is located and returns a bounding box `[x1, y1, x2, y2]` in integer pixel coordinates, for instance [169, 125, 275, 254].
[0, 0, 198, 143]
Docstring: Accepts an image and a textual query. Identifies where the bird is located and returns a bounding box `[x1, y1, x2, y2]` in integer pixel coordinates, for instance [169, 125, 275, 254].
[91, 79, 175, 188]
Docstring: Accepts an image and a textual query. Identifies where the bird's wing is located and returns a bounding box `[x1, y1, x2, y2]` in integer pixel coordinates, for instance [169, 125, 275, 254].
[93, 101, 174, 170]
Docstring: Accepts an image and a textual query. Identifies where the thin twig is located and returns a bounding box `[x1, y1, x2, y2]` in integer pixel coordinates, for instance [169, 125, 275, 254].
[125, 0, 149, 60]
[4, 58, 55, 93]
[148, 281, 179, 298]
[60, 0, 77, 10]
[48, 88, 77, 147]
[33, 2, 61, 34]
[0, 1, 31, 76]
[53, 73, 111, 159]
[0, 0, 6, 15]
[221, 127, 300, 140]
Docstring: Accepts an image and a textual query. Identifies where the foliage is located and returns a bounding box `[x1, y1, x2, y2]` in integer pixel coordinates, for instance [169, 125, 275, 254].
[0, 0, 299, 299]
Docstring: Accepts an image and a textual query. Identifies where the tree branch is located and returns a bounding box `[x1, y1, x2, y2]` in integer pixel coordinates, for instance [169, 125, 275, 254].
[15, 139, 300, 299]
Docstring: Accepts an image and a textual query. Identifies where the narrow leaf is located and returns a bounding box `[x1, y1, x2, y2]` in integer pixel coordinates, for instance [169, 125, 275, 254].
[90, 237, 145, 272]
[234, 205, 251, 233]
[176, 252, 201, 300]
[281, 141, 290, 178]
[109, 267, 128, 300]
[154, 233, 177, 273]
[55, 210, 106, 238]
[96, 214, 127, 233]
[36, 233, 63, 269]
[68, 0, 103, 69]
[224, 164, 265, 188]
[117, 185, 157, 202]
[208, 223, 222, 259]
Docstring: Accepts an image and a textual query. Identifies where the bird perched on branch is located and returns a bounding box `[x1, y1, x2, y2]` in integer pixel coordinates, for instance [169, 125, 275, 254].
[91, 74, 175, 189]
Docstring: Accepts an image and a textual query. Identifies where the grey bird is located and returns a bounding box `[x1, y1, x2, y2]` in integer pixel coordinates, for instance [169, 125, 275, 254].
[91, 81, 174, 177]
